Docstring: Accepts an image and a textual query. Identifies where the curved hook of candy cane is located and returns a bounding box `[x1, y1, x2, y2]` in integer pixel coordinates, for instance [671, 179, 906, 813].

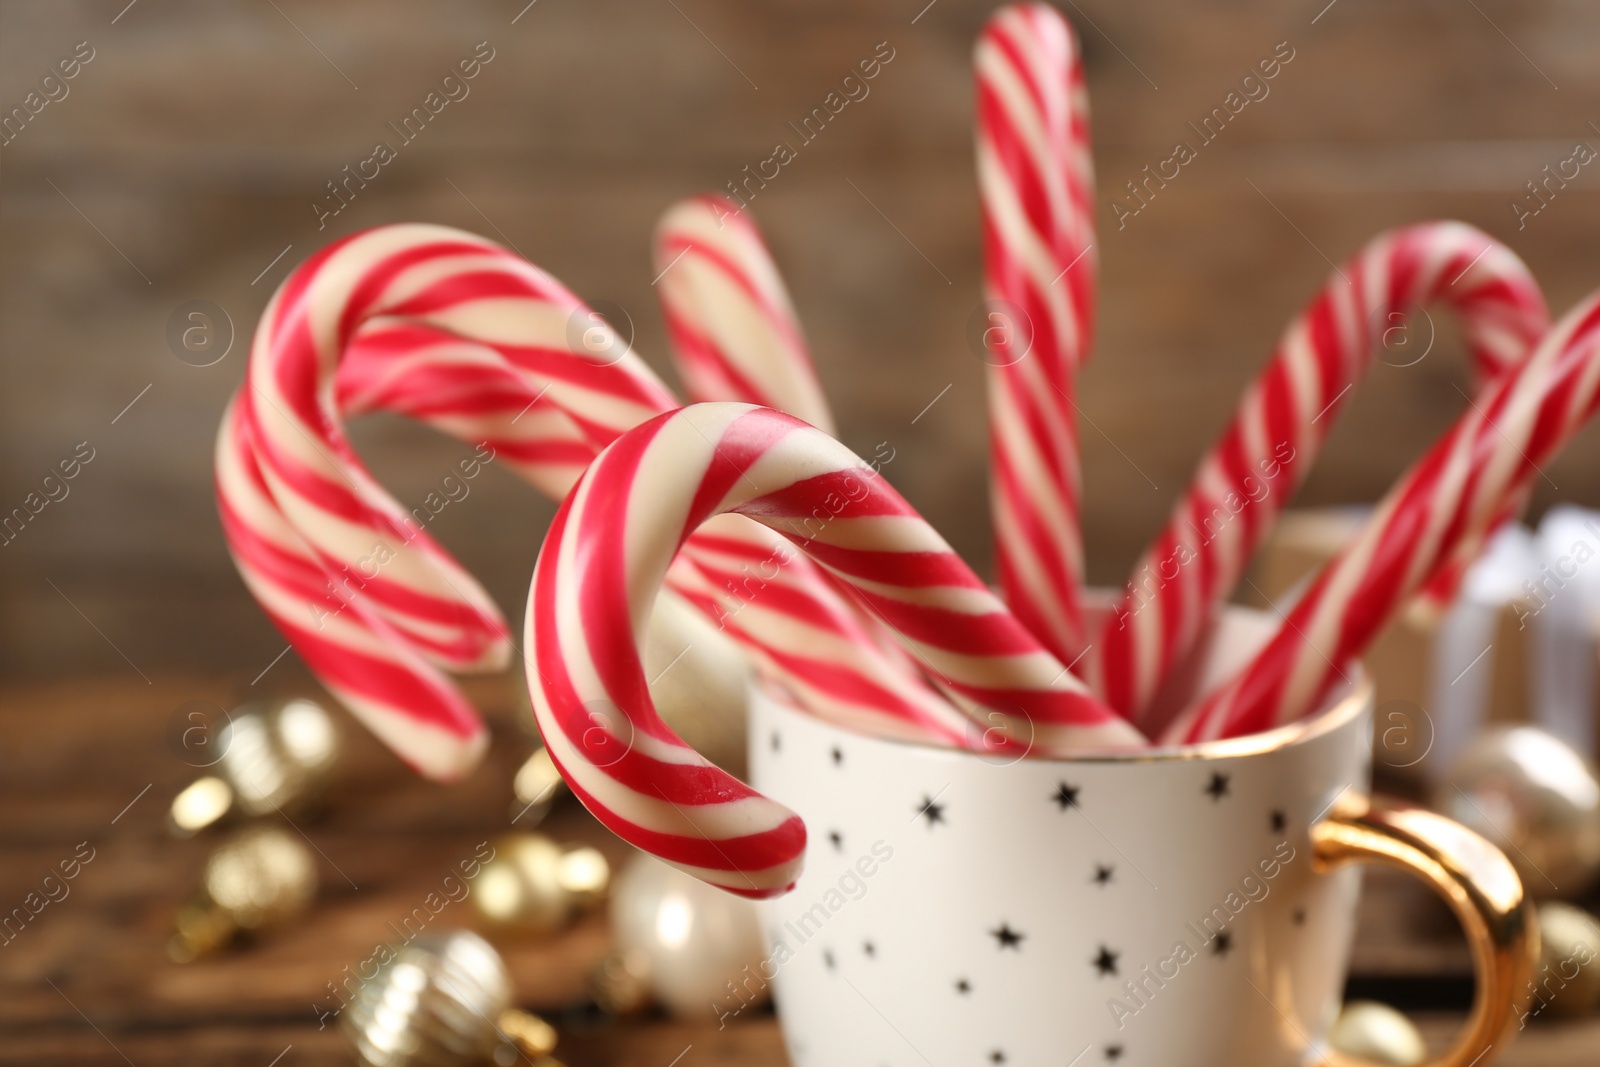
[233, 327, 757, 782]
[1167, 289, 1600, 745]
[1089, 222, 1550, 729]
[652, 195, 944, 683]
[221, 224, 680, 779]
[653, 195, 835, 434]
[241, 224, 674, 662]
[977, 3, 1098, 665]
[217, 393, 492, 779]
[525, 403, 1147, 897]
[339, 319, 975, 749]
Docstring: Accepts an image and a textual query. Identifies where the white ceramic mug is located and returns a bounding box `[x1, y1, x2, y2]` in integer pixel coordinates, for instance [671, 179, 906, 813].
[747, 606, 1535, 1067]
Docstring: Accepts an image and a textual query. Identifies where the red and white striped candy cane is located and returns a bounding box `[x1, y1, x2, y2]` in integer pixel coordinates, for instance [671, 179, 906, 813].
[222, 227, 970, 778]
[216, 392, 503, 777]
[221, 225, 674, 778]
[527, 402, 1148, 896]
[1087, 222, 1548, 727]
[334, 318, 972, 747]
[653, 195, 834, 433]
[977, 3, 1099, 663]
[336, 318, 599, 500]
[1167, 290, 1600, 744]
[653, 196, 943, 678]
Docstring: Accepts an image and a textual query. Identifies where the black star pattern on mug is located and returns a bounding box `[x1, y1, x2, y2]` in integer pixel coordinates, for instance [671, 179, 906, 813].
[822, 948, 836, 971]
[1093, 864, 1114, 886]
[863, 940, 876, 958]
[828, 830, 844, 851]
[917, 795, 947, 826]
[1104, 1045, 1124, 1062]
[1052, 781, 1081, 811]
[1093, 945, 1119, 977]
[1270, 809, 1287, 833]
[1213, 931, 1233, 957]
[1205, 772, 1230, 801]
[830, 745, 844, 766]
[955, 977, 972, 994]
[989, 1051, 1006, 1064]
[991, 922, 1024, 950]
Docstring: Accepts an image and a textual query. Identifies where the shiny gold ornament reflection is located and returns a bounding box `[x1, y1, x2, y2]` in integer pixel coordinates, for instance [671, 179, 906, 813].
[471, 833, 609, 935]
[169, 825, 317, 961]
[1329, 1001, 1426, 1065]
[1527, 902, 1600, 1020]
[341, 930, 565, 1067]
[509, 747, 566, 827]
[1435, 725, 1600, 899]
[169, 698, 340, 835]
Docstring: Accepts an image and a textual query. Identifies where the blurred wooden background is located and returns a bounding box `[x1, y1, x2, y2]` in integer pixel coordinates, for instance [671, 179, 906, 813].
[2, 0, 1599, 683]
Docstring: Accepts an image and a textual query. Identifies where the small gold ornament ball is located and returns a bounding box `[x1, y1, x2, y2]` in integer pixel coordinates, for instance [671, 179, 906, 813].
[170, 825, 317, 960]
[342, 930, 561, 1067]
[1436, 726, 1600, 898]
[1529, 902, 1600, 1019]
[1328, 1001, 1426, 1066]
[170, 698, 341, 834]
[509, 748, 565, 827]
[202, 824, 317, 926]
[472, 833, 609, 935]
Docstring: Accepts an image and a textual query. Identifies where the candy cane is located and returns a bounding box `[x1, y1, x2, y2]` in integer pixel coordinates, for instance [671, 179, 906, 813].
[221, 225, 673, 778]
[336, 317, 599, 500]
[215, 393, 499, 777]
[527, 403, 1148, 896]
[333, 317, 972, 747]
[977, 3, 1099, 663]
[220, 226, 970, 778]
[1088, 222, 1548, 726]
[652, 196, 942, 674]
[653, 195, 834, 433]
[1168, 290, 1600, 744]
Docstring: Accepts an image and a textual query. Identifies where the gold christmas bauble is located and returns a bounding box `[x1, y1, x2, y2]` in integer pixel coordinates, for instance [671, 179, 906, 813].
[510, 748, 565, 827]
[170, 825, 317, 961]
[472, 833, 609, 935]
[170, 698, 340, 835]
[1436, 725, 1600, 898]
[1527, 902, 1600, 1020]
[1328, 1001, 1426, 1065]
[341, 930, 563, 1067]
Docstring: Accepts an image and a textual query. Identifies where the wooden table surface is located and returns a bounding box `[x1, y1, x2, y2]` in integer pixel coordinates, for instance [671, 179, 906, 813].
[3, 674, 1598, 1065]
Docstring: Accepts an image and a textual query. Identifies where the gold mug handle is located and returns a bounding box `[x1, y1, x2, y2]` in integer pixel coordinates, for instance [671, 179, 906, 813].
[1310, 794, 1540, 1067]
